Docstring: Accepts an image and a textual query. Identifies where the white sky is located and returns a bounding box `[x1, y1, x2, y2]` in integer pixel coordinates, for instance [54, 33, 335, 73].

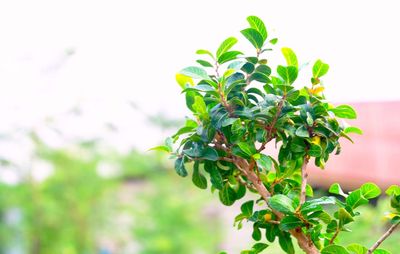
[0, 0, 399, 157]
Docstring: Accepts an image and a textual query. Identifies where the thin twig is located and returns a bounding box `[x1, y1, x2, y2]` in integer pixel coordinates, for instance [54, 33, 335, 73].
[367, 222, 400, 254]
[257, 95, 286, 152]
[329, 227, 340, 245]
[300, 156, 310, 205]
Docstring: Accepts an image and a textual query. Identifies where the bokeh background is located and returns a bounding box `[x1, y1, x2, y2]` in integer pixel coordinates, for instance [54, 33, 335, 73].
[1, 0, 399, 253]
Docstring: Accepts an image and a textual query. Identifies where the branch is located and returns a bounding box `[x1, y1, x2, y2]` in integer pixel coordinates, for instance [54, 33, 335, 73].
[367, 222, 400, 254]
[300, 156, 310, 205]
[329, 227, 340, 245]
[257, 95, 286, 152]
[233, 156, 320, 254]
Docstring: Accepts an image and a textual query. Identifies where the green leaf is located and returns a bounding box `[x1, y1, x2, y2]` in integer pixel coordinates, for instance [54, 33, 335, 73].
[269, 38, 278, 45]
[346, 189, 368, 209]
[192, 96, 208, 119]
[192, 161, 207, 189]
[251, 243, 269, 253]
[279, 215, 303, 231]
[218, 51, 243, 64]
[308, 144, 322, 157]
[196, 49, 214, 59]
[322, 245, 350, 254]
[312, 59, 330, 78]
[252, 224, 262, 241]
[241, 28, 264, 49]
[210, 165, 223, 190]
[301, 196, 336, 214]
[201, 147, 219, 161]
[241, 200, 254, 217]
[149, 145, 171, 153]
[344, 126, 363, 135]
[338, 207, 354, 226]
[217, 37, 238, 58]
[196, 59, 213, 67]
[237, 142, 257, 157]
[346, 243, 367, 254]
[255, 154, 273, 171]
[180, 66, 210, 80]
[247, 16, 267, 41]
[360, 182, 381, 199]
[295, 125, 310, 138]
[329, 183, 348, 197]
[174, 157, 188, 177]
[373, 250, 391, 254]
[386, 185, 400, 195]
[268, 194, 295, 214]
[330, 105, 357, 119]
[219, 183, 236, 206]
[277, 65, 298, 85]
[278, 232, 295, 254]
[176, 73, 194, 88]
[281, 47, 298, 68]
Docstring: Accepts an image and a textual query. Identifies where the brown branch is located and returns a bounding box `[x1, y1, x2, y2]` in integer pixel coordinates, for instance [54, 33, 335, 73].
[367, 222, 400, 254]
[233, 156, 320, 254]
[329, 227, 340, 245]
[257, 95, 286, 152]
[300, 156, 310, 205]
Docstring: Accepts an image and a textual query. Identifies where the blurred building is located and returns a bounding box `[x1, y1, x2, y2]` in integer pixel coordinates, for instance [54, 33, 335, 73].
[309, 101, 400, 190]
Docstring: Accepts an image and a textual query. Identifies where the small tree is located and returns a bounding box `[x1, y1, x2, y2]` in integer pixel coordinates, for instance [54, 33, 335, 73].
[152, 16, 400, 254]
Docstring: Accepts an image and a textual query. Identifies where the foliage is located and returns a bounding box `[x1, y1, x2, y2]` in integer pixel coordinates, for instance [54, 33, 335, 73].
[0, 140, 221, 254]
[156, 16, 400, 253]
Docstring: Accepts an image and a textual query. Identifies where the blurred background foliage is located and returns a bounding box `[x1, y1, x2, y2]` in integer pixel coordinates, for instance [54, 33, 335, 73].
[0, 133, 221, 254]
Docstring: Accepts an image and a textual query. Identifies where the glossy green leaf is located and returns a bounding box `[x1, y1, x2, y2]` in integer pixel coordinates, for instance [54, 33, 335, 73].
[192, 161, 207, 189]
[295, 125, 310, 138]
[321, 245, 350, 254]
[344, 126, 363, 135]
[329, 183, 348, 197]
[346, 189, 368, 209]
[218, 51, 243, 64]
[277, 65, 298, 85]
[217, 37, 238, 58]
[247, 16, 267, 41]
[174, 157, 188, 177]
[252, 224, 262, 241]
[201, 147, 219, 161]
[312, 59, 330, 78]
[210, 165, 223, 190]
[241, 28, 264, 49]
[180, 66, 210, 80]
[330, 105, 357, 119]
[251, 243, 269, 253]
[268, 194, 295, 214]
[196, 59, 213, 67]
[373, 250, 391, 254]
[256, 154, 273, 171]
[386, 185, 400, 195]
[237, 142, 257, 157]
[241, 200, 254, 217]
[149, 145, 171, 153]
[219, 183, 237, 206]
[279, 215, 303, 231]
[281, 47, 298, 68]
[346, 243, 367, 254]
[360, 182, 381, 199]
[196, 49, 214, 59]
[278, 232, 295, 254]
[338, 207, 354, 226]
